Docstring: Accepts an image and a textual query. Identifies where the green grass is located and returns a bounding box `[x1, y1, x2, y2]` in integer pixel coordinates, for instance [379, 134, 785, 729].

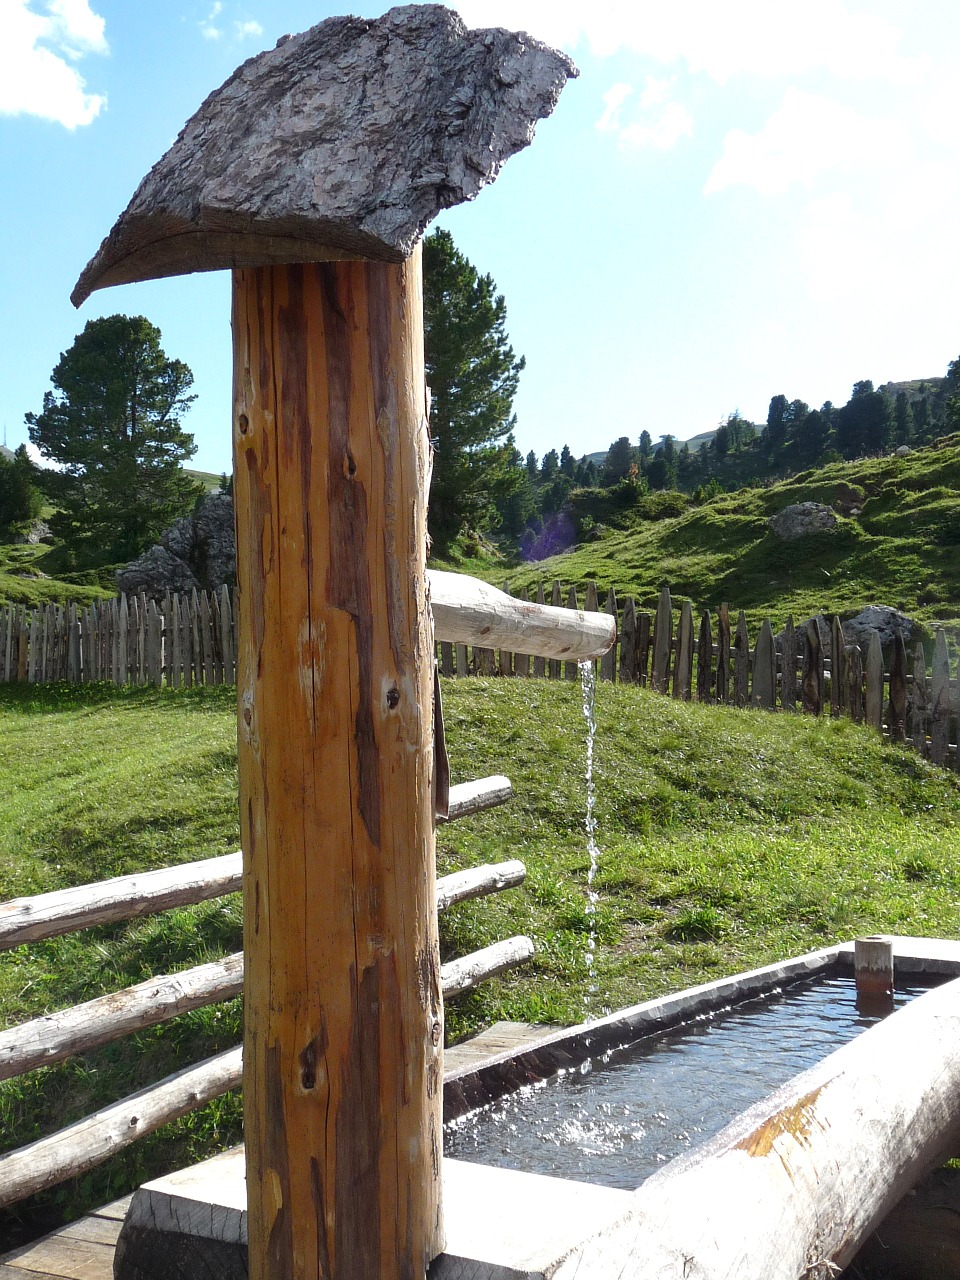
[0, 541, 113, 608]
[2, 679, 960, 1238]
[481, 436, 960, 639]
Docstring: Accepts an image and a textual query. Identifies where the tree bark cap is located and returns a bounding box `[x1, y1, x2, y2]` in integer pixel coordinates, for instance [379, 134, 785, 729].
[72, 5, 576, 306]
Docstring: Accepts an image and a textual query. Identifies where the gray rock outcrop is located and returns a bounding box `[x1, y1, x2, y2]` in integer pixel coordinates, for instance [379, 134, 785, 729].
[843, 606, 914, 649]
[116, 492, 235, 598]
[768, 503, 838, 541]
[14, 518, 52, 546]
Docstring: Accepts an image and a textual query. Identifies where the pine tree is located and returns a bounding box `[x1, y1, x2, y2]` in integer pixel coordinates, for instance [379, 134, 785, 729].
[422, 229, 525, 551]
[26, 315, 201, 565]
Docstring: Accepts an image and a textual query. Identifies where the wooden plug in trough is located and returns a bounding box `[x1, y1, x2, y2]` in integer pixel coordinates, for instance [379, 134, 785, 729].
[71, 9, 595, 1280]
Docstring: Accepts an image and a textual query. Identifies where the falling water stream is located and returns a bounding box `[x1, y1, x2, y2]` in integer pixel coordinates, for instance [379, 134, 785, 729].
[579, 659, 600, 1012]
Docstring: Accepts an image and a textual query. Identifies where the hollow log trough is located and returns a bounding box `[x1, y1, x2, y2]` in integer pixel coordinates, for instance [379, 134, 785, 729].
[72, 9, 586, 1280]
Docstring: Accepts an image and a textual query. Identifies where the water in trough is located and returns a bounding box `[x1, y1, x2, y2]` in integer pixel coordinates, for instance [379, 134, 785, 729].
[444, 974, 936, 1188]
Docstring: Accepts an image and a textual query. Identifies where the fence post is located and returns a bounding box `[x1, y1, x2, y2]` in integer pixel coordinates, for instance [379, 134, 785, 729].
[221, 585, 236, 686]
[651, 587, 672, 694]
[844, 643, 864, 723]
[752, 619, 776, 709]
[674, 601, 694, 701]
[802, 617, 824, 715]
[696, 609, 713, 703]
[532, 583, 546, 679]
[733, 610, 749, 708]
[930, 629, 950, 765]
[636, 610, 652, 687]
[910, 641, 929, 757]
[601, 586, 618, 683]
[780, 615, 797, 711]
[619, 597, 638, 684]
[830, 616, 844, 719]
[864, 630, 883, 732]
[888, 631, 908, 742]
[716, 604, 731, 704]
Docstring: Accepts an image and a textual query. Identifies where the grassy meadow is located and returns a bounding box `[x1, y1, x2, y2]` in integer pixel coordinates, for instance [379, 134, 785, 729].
[2, 677, 960, 1238]
[447, 435, 960, 640]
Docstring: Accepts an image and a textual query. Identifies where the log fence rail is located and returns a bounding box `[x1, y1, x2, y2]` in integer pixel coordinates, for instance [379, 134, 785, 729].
[0, 777, 526, 1209]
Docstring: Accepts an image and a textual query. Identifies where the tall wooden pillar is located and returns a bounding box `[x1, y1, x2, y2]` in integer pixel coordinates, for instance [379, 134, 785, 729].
[232, 248, 444, 1280]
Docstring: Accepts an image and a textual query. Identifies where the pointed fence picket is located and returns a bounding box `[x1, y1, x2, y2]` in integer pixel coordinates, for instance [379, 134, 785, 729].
[0, 588, 238, 690]
[3, 580, 959, 767]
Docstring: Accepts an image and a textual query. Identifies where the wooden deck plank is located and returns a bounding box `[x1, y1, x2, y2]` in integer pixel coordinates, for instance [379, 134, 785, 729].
[445, 1021, 558, 1072]
[0, 1234, 114, 1280]
[89, 1196, 132, 1222]
[51, 1220, 121, 1247]
[0, 1266, 71, 1280]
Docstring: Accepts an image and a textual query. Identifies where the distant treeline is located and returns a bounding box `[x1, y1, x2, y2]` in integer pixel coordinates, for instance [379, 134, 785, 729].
[495, 356, 959, 559]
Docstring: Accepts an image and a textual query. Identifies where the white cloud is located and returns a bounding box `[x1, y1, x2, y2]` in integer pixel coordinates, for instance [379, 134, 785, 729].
[596, 82, 631, 135]
[234, 19, 263, 40]
[0, 0, 107, 128]
[704, 89, 910, 196]
[597, 76, 692, 151]
[199, 1, 223, 41]
[453, 0, 919, 86]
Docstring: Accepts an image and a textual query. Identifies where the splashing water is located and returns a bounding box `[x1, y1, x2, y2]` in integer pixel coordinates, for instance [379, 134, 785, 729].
[580, 659, 600, 1011]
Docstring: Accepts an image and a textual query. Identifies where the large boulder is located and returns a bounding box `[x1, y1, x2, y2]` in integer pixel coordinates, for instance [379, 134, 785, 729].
[843, 606, 915, 649]
[193, 492, 236, 589]
[13, 518, 52, 546]
[768, 503, 838, 541]
[117, 545, 200, 596]
[116, 492, 236, 598]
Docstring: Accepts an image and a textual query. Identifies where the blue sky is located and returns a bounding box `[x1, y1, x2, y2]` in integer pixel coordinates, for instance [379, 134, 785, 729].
[2, 0, 959, 476]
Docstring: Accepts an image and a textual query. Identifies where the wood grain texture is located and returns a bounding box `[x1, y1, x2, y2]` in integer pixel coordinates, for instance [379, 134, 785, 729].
[673, 601, 693, 701]
[889, 630, 908, 742]
[752, 619, 776, 709]
[715, 604, 730, 704]
[930, 628, 951, 765]
[0, 954, 244, 1080]
[0, 1048, 242, 1209]
[233, 254, 443, 1280]
[802, 617, 824, 716]
[428, 572, 614, 663]
[864, 629, 884, 731]
[651, 587, 672, 694]
[732, 610, 749, 708]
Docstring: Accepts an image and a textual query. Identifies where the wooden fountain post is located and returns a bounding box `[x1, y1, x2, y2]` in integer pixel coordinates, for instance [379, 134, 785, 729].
[71, 10, 575, 1279]
[232, 250, 445, 1279]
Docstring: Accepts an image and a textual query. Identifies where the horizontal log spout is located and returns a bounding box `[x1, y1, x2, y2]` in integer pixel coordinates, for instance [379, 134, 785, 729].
[429, 571, 616, 662]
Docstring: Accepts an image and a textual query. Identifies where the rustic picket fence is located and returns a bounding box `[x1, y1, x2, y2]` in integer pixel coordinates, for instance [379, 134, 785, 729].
[2, 582, 957, 767]
[439, 581, 960, 768]
[0, 587, 236, 687]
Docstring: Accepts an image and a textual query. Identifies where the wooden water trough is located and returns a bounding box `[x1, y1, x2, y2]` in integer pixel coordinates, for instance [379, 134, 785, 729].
[16, 937, 957, 1280]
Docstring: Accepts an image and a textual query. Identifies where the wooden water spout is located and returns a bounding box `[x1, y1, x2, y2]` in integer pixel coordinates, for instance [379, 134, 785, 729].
[429, 571, 615, 662]
[72, 9, 575, 1280]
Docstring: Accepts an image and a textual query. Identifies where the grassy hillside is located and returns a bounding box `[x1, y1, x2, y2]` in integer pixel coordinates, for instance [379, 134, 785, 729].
[493, 436, 960, 636]
[0, 540, 113, 607]
[2, 679, 960, 1236]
